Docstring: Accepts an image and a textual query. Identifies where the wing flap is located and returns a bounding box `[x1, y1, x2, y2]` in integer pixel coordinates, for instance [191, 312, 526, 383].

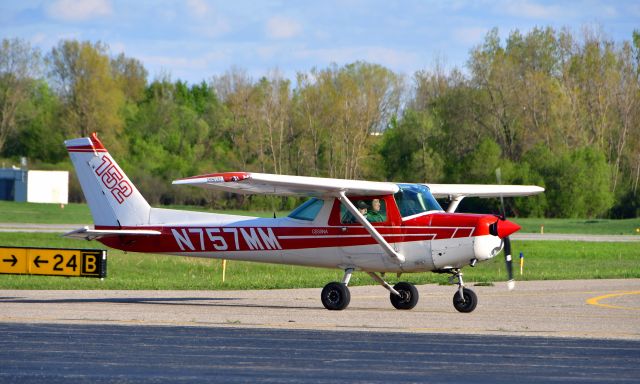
[173, 172, 399, 197]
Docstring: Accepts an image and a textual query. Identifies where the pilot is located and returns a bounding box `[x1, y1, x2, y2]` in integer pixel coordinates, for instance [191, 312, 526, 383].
[357, 200, 368, 216]
[366, 198, 385, 222]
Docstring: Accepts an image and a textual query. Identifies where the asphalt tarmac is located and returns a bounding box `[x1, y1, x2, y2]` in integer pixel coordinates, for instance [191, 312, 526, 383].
[2, 279, 639, 339]
[1, 323, 639, 383]
[1, 280, 639, 382]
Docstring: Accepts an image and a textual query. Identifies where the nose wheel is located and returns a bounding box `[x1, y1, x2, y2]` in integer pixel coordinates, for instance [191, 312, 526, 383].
[449, 269, 478, 313]
[452, 287, 477, 313]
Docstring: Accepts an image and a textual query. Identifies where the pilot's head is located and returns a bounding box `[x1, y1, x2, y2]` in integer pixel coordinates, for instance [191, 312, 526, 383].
[357, 200, 368, 214]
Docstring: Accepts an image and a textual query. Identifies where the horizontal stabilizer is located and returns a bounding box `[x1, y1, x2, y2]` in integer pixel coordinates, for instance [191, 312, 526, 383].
[64, 226, 162, 241]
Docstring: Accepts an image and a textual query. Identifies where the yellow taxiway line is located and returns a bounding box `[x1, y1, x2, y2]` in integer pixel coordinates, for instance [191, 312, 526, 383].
[586, 291, 640, 310]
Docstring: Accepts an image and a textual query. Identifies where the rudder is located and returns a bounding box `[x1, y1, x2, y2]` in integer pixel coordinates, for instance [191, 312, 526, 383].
[65, 133, 150, 227]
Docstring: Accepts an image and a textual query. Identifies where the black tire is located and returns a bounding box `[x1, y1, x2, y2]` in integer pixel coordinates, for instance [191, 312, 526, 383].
[390, 282, 419, 310]
[321, 282, 351, 310]
[452, 288, 477, 313]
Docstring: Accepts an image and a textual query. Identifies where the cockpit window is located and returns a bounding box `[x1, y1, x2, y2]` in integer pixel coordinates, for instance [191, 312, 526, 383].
[288, 198, 324, 221]
[394, 184, 443, 218]
[340, 198, 387, 224]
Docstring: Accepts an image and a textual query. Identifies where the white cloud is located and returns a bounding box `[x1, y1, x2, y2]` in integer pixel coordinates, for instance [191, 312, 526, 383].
[46, 0, 112, 22]
[110, 41, 126, 54]
[192, 19, 231, 38]
[186, 0, 209, 18]
[140, 54, 208, 71]
[184, 2, 231, 38]
[266, 16, 302, 39]
[501, 0, 562, 19]
[295, 46, 418, 74]
[30, 33, 47, 45]
[256, 45, 279, 60]
[454, 27, 488, 45]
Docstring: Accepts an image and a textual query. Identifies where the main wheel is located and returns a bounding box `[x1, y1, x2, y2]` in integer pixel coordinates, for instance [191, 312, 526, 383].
[390, 282, 419, 310]
[452, 288, 477, 313]
[321, 282, 351, 310]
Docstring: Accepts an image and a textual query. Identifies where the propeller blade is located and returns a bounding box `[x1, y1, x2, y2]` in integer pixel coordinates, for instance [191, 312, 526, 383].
[496, 167, 514, 290]
[504, 236, 515, 290]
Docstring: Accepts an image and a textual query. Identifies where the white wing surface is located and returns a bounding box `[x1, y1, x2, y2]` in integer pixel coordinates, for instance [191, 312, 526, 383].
[426, 184, 544, 198]
[173, 172, 399, 197]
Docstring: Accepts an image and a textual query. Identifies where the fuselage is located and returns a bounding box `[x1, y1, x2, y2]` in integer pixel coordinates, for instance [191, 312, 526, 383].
[97, 193, 509, 273]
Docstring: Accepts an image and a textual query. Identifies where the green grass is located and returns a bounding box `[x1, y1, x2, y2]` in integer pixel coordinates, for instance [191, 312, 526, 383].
[0, 200, 287, 223]
[0, 201, 94, 224]
[3, 201, 640, 236]
[0, 233, 638, 290]
[514, 217, 640, 235]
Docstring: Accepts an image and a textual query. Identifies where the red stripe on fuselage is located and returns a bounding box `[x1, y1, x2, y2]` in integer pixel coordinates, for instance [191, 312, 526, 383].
[96, 224, 480, 254]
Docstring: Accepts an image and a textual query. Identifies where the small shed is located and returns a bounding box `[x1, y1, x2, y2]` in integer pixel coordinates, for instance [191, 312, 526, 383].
[0, 168, 68, 204]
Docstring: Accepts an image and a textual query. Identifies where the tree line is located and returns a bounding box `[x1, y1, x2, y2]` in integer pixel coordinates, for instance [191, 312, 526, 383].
[1, 26, 639, 218]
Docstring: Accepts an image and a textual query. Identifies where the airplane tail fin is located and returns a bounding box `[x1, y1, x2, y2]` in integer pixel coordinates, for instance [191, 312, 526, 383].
[65, 133, 150, 227]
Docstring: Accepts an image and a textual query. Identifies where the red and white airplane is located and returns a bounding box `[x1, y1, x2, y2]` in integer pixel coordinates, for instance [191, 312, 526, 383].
[64, 134, 543, 312]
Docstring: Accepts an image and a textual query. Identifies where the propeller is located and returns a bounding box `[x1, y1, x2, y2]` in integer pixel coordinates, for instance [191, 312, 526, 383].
[496, 168, 515, 291]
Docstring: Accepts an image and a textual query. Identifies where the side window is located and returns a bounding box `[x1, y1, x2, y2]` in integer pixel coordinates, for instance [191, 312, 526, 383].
[340, 198, 387, 224]
[288, 198, 324, 221]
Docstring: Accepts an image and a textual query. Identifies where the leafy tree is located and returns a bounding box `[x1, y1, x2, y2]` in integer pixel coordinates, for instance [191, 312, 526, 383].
[379, 109, 443, 183]
[3, 80, 65, 163]
[111, 53, 147, 104]
[537, 146, 613, 218]
[47, 40, 125, 154]
[0, 38, 41, 153]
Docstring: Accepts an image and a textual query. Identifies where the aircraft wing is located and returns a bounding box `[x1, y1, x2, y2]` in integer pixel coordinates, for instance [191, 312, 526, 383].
[425, 184, 544, 198]
[173, 172, 399, 197]
[425, 184, 544, 213]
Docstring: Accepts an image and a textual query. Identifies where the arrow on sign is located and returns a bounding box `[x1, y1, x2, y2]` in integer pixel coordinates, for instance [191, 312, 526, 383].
[33, 256, 49, 268]
[2, 255, 17, 267]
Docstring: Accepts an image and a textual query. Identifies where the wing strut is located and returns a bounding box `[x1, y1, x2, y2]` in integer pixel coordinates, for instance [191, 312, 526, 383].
[446, 195, 465, 213]
[337, 191, 405, 264]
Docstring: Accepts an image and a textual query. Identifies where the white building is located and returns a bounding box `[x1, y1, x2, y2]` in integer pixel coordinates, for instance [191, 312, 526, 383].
[0, 169, 68, 204]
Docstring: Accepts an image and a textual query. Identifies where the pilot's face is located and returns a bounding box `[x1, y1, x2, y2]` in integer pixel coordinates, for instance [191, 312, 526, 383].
[372, 199, 381, 211]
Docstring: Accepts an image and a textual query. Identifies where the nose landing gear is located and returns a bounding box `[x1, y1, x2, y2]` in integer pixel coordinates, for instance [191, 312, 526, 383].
[448, 269, 478, 313]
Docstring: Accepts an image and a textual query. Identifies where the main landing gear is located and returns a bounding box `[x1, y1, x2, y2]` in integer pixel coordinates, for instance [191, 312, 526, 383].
[321, 268, 479, 313]
[320, 269, 419, 311]
[321, 268, 353, 310]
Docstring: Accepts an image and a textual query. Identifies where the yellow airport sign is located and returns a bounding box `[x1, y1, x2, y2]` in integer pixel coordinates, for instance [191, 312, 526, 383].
[0, 246, 106, 278]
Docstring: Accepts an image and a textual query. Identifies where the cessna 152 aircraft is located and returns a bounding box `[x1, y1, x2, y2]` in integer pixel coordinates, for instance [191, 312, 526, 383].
[65, 134, 543, 312]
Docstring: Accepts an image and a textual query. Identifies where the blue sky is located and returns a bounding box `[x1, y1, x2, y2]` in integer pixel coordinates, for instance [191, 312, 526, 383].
[1, 0, 638, 84]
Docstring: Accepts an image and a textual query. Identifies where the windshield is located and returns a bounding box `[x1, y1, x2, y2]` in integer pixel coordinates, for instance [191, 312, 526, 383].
[288, 198, 324, 221]
[394, 184, 443, 218]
